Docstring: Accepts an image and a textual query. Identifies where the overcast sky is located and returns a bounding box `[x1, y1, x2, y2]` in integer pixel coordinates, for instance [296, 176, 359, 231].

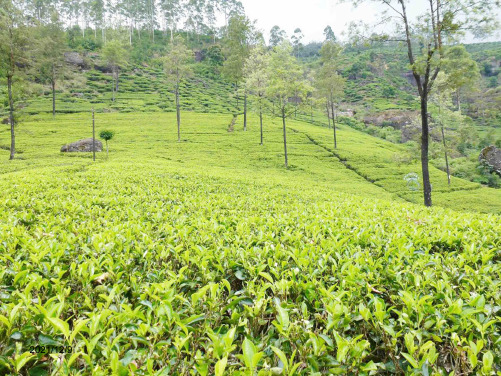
[239, 0, 501, 44]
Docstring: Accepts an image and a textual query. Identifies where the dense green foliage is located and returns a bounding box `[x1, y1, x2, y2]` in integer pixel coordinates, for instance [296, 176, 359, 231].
[1, 0, 501, 373]
[0, 113, 500, 375]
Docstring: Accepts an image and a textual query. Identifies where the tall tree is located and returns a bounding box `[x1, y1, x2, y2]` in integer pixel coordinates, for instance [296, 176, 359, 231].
[291, 28, 303, 58]
[350, 0, 500, 207]
[102, 40, 128, 102]
[205, 0, 218, 42]
[160, 0, 183, 41]
[0, 0, 30, 160]
[244, 44, 270, 145]
[267, 42, 310, 168]
[431, 72, 457, 186]
[117, 0, 138, 45]
[36, 12, 67, 117]
[442, 45, 480, 112]
[185, 0, 206, 42]
[222, 14, 253, 130]
[323, 25, 336, 42]
[163, 36, 193, 142]
[269, 25, 286, 47]
[315, 41, 345, 149]
[25, 0, 56, 23]
[89, 0, 106, 40]
[219, 0, 244, 29]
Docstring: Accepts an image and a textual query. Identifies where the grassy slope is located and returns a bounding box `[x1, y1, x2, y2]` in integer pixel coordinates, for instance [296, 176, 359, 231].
[1, 112, 500, 214]
[0, 112, 500, 374]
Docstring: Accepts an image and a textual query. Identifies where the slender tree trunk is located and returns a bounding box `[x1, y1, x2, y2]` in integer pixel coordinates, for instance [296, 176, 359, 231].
[282, 108, 288, 168]
[437, 93, 450, 186]
[331, 98, 337, 149]
[259, 108, 263, 145]
[243, 91, 247, 131]
[440, 123, 450, 186]
[92, 109, 96, 161]
[235, 83, 239, 111]
[420, 95, 432, 206]
[52, 80, 56, 118]
[326, 102, 331, 129]
[129, 22, 132, 45]
[176, 84, 181, 142]
[106, 140, 109, 157]
[456, 88, 461, 112]
[115, 68, 119, 93]
[8, 75, 15, 160]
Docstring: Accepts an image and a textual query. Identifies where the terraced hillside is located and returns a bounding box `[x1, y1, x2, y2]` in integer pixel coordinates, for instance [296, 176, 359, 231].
[24, 65, 239, 116]
[0, 112, 500, 375]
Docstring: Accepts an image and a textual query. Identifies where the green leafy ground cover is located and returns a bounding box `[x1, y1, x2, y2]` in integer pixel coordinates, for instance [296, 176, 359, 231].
[0, 113, 500, 375]
[22, 64, 238, 116]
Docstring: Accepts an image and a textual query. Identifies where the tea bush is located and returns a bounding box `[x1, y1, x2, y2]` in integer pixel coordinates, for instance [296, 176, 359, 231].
[0, 113, 500, 375]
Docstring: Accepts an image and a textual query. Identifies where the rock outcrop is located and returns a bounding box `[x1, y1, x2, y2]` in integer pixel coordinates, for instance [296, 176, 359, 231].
[364, 110, 418, 130]
[479, 146, 501, 177]
[61, 138, 103, 152]
[64, 52, 87, 68]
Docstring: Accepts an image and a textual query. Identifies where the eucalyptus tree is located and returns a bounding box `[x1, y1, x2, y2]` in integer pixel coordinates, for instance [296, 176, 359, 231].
[0, 0, 30, 160]
[431, 73, 456, 186]
[204, 0, 218, 42]
[315, 41, 345, 149]
[222, 14, 254, 130]
[269, 25, 286, 47]
[185, 0, 205, 41]
[117, 0, 138, 45]
[267, 42, 310, 168]
[160, 0, 183, 40]
[442, 45, 480, 112]
[219, 0, 244, 29]
[36, 12, 67, 117]
[163, 36, 193, 142]
[291, 28, 303, 58]
[244, 45, 270, 145]
[89, 0, 106, 40]
[349, 0, 500, 207]
[102, 40, 128, 102]
[144, 0, 158, 41]
[24, 0, 54, 23]
[323, 25, 336, 42]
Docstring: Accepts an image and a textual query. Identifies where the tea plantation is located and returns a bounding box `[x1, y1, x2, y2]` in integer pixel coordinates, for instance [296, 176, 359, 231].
[0, 113, 500, 375]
